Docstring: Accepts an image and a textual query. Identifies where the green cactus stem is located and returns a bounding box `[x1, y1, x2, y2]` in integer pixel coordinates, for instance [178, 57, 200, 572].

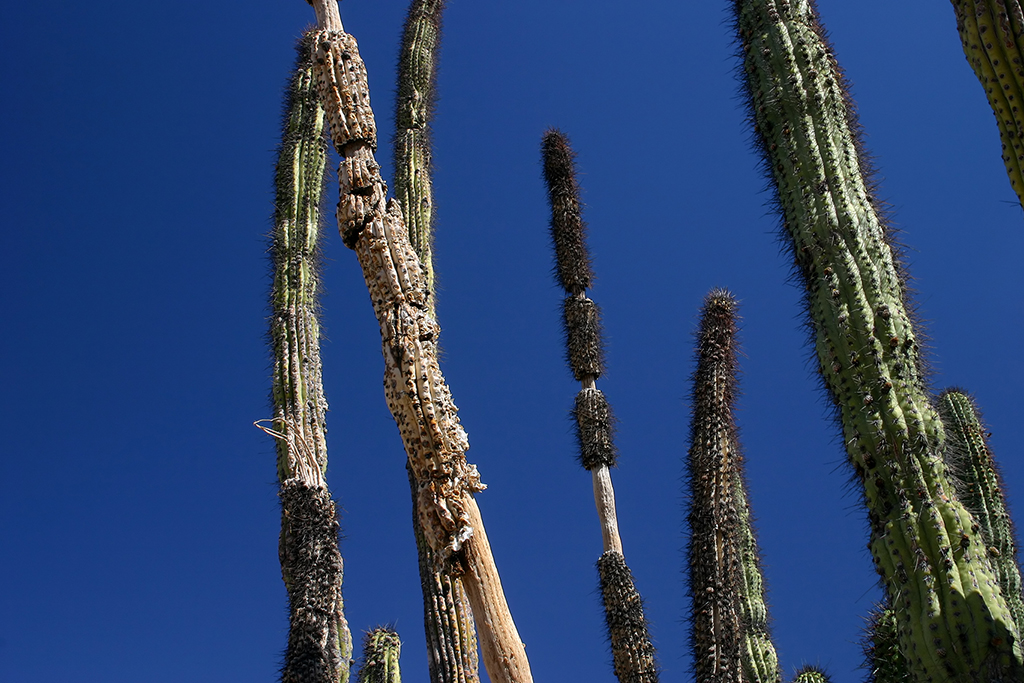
[949, 1, 1024, 209]
[394, 0, 445, 299]
[939, 389, 1024, 637]
[686, 290, 779, 683]
[305, 5, 532, 681]
[270, 32, 351, 683]
[542, 129, 658, 683]
[864, 602, 911, 683]
[394, 3, 480, 681]
[358, 628, 403, 683]
[791, 665, 831, 683]
[735, 1, 1022, 679]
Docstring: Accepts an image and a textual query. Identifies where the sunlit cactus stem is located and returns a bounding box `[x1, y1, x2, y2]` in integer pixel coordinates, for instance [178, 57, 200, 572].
[949, 0, 1024, 210]
[358, 628, 403, 683]
[939, 389, 1024, 636]
[792, 665, 831, 683]
[394, 3, 480, 681]
[686, 291, 779, 683]
[734, 0, 1022, 679]
[269, 31, 351, 683]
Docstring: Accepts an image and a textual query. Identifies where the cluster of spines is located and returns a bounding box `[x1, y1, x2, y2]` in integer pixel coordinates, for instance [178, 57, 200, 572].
[862, 602, 911, 683]
[393, 4, 481, 682]
[358, 628, 403, 683]
[685, 291, 780, 683]
[733, 0, 1022, 678]
[272, 32, 351, 683]
[949, 1, 1024, 209]
[542, 129, 656, 683]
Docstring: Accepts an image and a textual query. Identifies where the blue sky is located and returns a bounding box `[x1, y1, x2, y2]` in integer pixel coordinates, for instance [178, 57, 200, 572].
[1, 1, 1022, 682]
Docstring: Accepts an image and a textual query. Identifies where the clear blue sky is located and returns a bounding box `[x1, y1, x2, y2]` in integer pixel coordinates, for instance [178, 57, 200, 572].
[1, 1, 1021, 682]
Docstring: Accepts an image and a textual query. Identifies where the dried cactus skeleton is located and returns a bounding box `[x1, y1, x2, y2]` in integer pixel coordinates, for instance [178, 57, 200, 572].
[260, 2, 1024, 682]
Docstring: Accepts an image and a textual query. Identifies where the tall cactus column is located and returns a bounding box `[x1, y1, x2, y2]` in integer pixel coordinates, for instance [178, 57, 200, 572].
[686, 291, 779, 683]
[541, 129, 659, 683]
[268, 31, 352, 683]
[734, 0, 1022, 679]
[394, 2, 480, 681]
[303, 3, 532, 682]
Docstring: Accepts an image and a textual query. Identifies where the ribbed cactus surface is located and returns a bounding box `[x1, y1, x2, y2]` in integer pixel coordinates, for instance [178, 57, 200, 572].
[358, 628, 403, 683]
[734, 0, 1022, 679]
[686, 291, 778, 683]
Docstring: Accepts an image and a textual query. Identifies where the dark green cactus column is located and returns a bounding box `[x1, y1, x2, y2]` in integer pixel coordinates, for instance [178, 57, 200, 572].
[949, 1, 1024, 209]
[541, 129, 659, 683]
[939, 389, 1024, 636]
[734, 1, 1022, 679]
[686, 291, 779, 683]
[358, 628, 402, 683]
[864, 602, 911, 683]
[269, 31, 352, 683]
[394, 3, 480, 682]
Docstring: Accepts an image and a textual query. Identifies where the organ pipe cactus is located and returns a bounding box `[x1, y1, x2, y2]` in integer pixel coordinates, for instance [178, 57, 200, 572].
[303, 2, 532, 682]
[949, 1, 1024, 210]
[358, 628, 403, 683]
[735, 0, 1022, 679]
[685, 291, 780, 683]
[394, 2, 480, 681]
[541, 129, 659, 683]
[268, 32, 352, 683]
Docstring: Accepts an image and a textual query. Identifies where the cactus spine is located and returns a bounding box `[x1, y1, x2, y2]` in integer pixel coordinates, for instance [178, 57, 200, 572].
[541, 129, 658, 683]
[269, 31, 352, 683]
[686, 291, 779, 683]
[735, 0, 1022, 679]
[394, 3, 480, 681]
[938, 389, 1024, 635]
[791, 665, 831, 683]
[864, 602, 911, 683]
[949, 1, 1024, 209]
[358, 628, 403, 683]
[304, 3, 533, 681]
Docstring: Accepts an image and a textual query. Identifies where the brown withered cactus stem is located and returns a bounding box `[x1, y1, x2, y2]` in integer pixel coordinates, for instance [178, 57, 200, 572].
[302, 3, 532, 682]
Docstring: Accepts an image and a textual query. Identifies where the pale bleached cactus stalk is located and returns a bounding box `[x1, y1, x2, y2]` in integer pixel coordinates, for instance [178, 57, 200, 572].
[541, 129, 659, 683]
[939, 389, 1024, 636]
[358, 628, 402, 683]
[269, 31, 352, 683]
[949, 1, 1024, 209]
[686, 291, 779, 683]
[303, 4, 532, 681]
[394, 3, 480, 680]
[735, 0, 1022, 679]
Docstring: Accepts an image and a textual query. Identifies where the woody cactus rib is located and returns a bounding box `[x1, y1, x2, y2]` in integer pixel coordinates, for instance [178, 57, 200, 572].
[303, 6, 532, 682]
[735, 0, 1022, 679]
[949, 0, 1024, 209]
[939, 389, 1024, 636]
[541, 129, 658, 683]
[394, 4, 480, 681]
[270, 32, 352, 683]
[686, 291, 778, 683]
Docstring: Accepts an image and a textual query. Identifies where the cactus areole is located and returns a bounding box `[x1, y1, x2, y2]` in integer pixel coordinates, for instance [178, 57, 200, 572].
[735, 0, 1022, 679]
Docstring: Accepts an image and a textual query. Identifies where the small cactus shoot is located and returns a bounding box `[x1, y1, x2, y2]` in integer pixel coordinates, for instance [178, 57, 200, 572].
[358, 628, 403, 683]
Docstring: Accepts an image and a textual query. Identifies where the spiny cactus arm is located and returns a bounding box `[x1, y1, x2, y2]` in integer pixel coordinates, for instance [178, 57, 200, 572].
[790, 665, 831, 683]
[270, 32, 351, 683]
[949, 1, 1024, 209]
[686, 291, 779, 683]
[303, 6, 532, 681]
[394, 0, 444, 300]
[863, 602, 911, 683]
[542, 129, 659, 683]
[735, 1, 1022, 678]
[358, 628, 402, 683]
[939, 389, 1024, 636]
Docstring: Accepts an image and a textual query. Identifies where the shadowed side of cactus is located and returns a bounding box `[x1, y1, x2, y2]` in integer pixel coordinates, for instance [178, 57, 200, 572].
[269, 31, 351, 683]
[394, 3, 480, 682]
[358, 628, 402, 683]
[541, 129, 658, 683]
[686, 291, 779, 683]
[939, 389, 1024, 636]
[863, 602, 911, 683]
[949, 1, 1024, 210]
[734, 1, 1022, 678]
